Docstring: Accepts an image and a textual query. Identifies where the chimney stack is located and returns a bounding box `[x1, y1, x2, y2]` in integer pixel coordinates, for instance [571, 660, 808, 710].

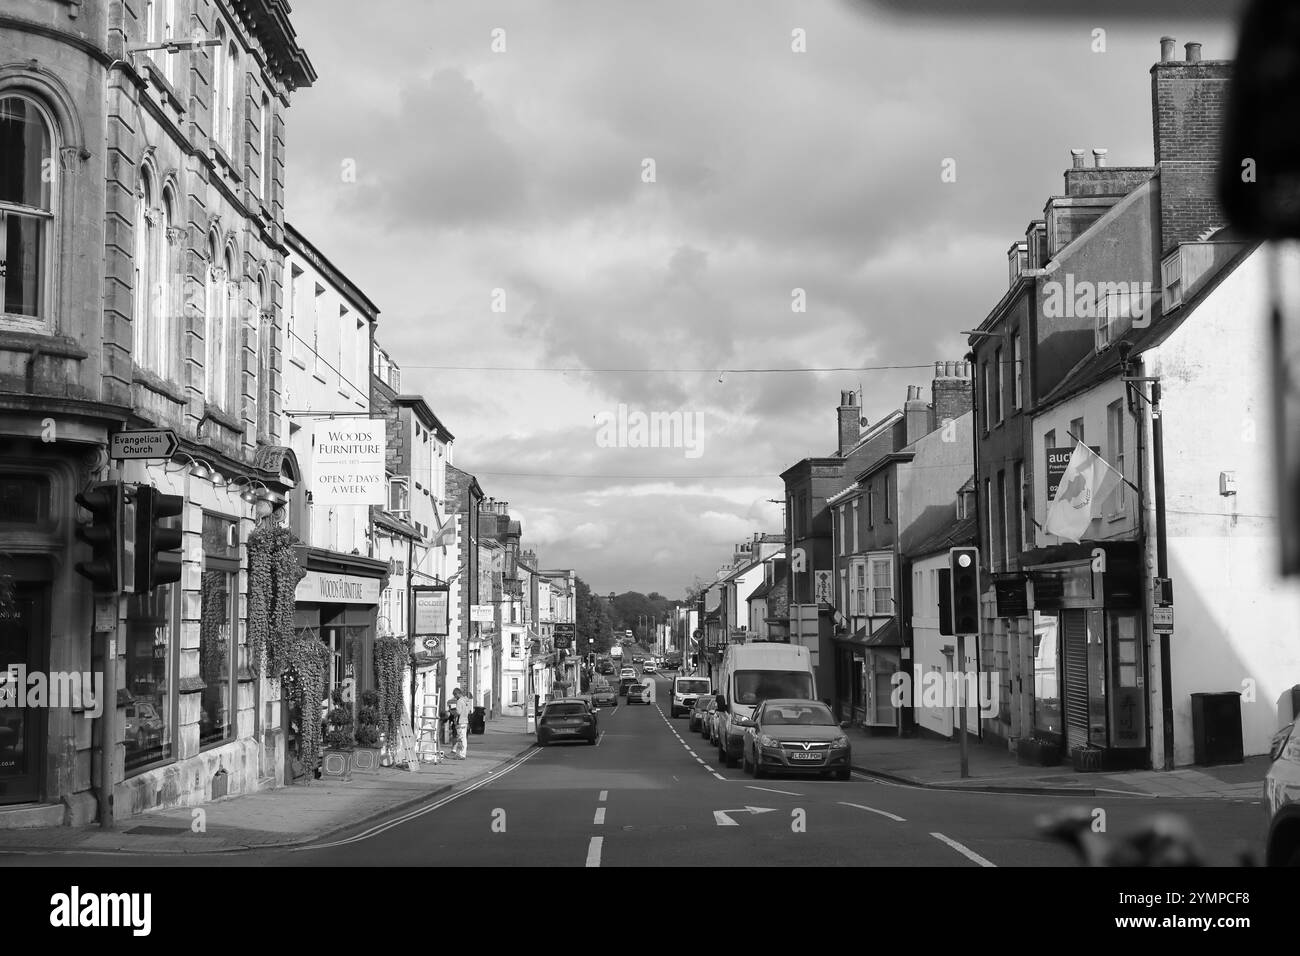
[837, 390, 859, 456]
[932, 359, 974, 429]
[1160, 36, 1176, 61]
[904, 384, 929, 446]
[1070, 148, 1086, 168]
[1092, 148, 1107, 167]
[1152, 37, 1228, 253]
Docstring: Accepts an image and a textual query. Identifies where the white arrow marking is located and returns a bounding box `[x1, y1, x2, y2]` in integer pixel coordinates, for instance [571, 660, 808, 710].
[713, 806, 777, 826]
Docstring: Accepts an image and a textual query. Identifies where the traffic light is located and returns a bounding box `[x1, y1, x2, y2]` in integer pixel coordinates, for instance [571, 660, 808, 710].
[949, 547, 980, 635]
[135, 484, 184, 593]
[75, 481, 124, 593]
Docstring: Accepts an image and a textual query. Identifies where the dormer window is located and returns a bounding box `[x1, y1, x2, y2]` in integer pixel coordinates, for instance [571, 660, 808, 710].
[1095, 293, 1114, 352]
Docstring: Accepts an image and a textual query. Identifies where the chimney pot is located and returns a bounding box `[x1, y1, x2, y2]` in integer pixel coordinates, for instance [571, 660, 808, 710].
[934, 361, 942, 377]
[1093, 148, 1108, 167]
[1070, 148, 1086, 168]
[1185, 42, 1201, 63]
[1160, 36, 1176, 61]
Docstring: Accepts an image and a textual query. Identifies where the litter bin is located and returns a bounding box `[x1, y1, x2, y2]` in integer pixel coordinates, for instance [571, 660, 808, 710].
[1190, 691, 1243, 765]
[469, 706, 486, 735]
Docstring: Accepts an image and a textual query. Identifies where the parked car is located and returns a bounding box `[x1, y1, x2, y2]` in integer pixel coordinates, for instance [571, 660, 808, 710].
[689, 694, 713, 733]
[619, 676, 641, 697]
[740, 699, 851, 781]
[1265, 720, 1300, 865]
[672, 676, 712, 718]
[537, 700, 598, 745]
[627, 683, 653, 705]
[590, 681, 618, 707]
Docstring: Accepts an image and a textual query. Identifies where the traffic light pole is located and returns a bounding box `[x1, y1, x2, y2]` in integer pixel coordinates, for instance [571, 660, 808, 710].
[957, 633, 969, 779]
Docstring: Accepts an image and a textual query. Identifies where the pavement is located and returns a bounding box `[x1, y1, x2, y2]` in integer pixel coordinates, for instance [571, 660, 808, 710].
[846, 727, 1268, 801]
[0, 716, 536, 855]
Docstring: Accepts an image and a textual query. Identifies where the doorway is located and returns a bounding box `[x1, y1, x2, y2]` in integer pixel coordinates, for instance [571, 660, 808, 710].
[0, 581, 49, 805]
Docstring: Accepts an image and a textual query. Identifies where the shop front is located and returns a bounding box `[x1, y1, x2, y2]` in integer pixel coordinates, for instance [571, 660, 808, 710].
[289, 550, 387, 776]
[1022, 542, 1147, 771]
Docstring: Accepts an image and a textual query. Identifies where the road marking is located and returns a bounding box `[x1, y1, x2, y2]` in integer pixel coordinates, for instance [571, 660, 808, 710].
[713, 806, 777, 826]
[596, 732, 605, 747]
[704, 765, 716, 772]
[599, 790, 608, 802]
[695, 757, 705, 764]
[747, 786, 802, 796]
[295, 746, 543, 851]
[839, 801, 906, 822]
[586, 836, 603, 867]
[931, 832, 996, 867]
[594, 807, 606, 825]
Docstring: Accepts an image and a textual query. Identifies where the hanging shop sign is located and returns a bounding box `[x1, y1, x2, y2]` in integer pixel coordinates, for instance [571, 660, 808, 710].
[311, 419, 387, 505]
[413, 586, 450, 637]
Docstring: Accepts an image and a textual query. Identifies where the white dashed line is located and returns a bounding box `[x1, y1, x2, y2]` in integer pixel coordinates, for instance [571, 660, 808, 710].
[586, 836, 603, 867]
[838, 801, 906, 822]
[712, 772, 726, 780]
[594, 808, 606, 825]
[598, 790, 608, 802]
[931, 832, 996, 867]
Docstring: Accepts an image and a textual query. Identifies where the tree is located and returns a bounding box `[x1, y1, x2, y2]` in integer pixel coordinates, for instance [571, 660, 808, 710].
[575, 576, 613, 654]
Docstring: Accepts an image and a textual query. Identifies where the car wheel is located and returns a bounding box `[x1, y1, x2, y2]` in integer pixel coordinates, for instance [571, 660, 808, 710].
[836, 767, 851, 781]
[752, 754, 765, 779]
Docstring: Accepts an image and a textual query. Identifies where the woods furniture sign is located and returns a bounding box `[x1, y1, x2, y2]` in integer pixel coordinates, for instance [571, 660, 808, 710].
[312, 419, 387, 505]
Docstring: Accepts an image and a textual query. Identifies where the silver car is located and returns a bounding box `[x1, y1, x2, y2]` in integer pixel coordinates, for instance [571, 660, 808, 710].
[1266, 720, 1300, 865]
[740, 699, 852, 781]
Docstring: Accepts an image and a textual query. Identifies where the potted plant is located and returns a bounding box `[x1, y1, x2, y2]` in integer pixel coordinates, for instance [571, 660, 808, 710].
[322, 688, 356, 780]
[353, 689, 383, 772]
[1017, 735, 1063, 766]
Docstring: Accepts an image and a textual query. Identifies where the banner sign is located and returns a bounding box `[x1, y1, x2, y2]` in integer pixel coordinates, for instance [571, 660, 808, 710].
[312, 419, 387, 505]
[553, 622, 575, 649]
[296, 570, 381, 605]
[470, 604, 495, 622]
[413, 586, 449, 636]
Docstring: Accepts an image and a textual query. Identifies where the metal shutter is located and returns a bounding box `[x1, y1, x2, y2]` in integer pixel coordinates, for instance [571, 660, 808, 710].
[1063, 610, 1089, 749]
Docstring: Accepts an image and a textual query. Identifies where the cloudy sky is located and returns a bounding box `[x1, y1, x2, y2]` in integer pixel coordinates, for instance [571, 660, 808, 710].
[283, 0, 1238, 596]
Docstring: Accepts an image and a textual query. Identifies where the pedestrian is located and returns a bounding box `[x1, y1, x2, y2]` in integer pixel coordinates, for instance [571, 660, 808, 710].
[452, 687, 472, 759]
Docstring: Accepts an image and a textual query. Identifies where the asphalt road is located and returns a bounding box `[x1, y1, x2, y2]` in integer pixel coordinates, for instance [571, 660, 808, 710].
[0, 669, 1267, 868]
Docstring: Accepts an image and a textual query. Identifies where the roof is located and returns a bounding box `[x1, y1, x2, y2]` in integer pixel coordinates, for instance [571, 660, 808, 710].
[395, 395, 456, 441]
[839, 618, 903, 648]
[285, 223, 380, 319]
[1036, 240, 1258, 412]
[910, 515, 978, 558]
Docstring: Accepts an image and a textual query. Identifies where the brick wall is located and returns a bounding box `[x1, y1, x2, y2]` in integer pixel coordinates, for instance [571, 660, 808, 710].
[1151, 56, 1232, 255]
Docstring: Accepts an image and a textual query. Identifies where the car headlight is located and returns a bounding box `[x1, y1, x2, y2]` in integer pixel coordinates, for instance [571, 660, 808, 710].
[830, 735, 849, 748]
[758, 734, 777, 748]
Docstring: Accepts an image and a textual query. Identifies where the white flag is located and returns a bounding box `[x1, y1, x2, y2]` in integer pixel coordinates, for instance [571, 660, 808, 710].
[1044, 443, 1123, 543]
[430, 516, 457, 549]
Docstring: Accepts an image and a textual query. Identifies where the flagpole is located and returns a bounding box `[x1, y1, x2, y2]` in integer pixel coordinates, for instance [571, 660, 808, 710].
[1064, 429, 1141, 497]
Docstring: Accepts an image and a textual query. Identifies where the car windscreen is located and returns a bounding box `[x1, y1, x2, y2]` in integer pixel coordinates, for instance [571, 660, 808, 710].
[733, 670, 814, 705]
[543, 704, 586, 717]
[761, 703, 835, 726]
[677, 680, 710, 694]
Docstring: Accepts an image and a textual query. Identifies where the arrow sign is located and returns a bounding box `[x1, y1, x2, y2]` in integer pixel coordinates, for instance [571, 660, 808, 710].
[110, 429, 179, 460]
[713, 806, 777, 827]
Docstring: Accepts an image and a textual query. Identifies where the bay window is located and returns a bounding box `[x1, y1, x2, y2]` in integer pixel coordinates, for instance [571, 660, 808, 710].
[869, 555, 893, 615]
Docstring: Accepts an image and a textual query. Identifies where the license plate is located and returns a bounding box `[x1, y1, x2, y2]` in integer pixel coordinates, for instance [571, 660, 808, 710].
[789, 752, 822, 761]
[554, 728, 576, 734]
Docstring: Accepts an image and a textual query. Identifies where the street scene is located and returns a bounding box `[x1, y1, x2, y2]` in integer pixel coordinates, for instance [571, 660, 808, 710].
[0, 0, 1299, 926]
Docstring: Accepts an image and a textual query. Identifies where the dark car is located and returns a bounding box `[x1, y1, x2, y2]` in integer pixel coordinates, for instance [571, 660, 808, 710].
[619, 676, 640, 697]
[688, 694, 712, 732]
[740, 699, 851, 780]
[537, 700, 598, 746]
[627, 683, 652, 705]
[597, 661, 615, 675]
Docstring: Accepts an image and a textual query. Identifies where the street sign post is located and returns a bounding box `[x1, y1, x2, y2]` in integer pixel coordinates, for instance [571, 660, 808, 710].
[109, 429, 179, 460]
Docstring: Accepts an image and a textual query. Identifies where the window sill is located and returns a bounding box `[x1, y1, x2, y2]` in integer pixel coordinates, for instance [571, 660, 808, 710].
[312, 371, 328, 386]
[0, 327, 87, 358]
[133, 366, 187, 405]
[289, 354, 307, 370]
[211, 142, 241, 182]
[1106, 512, 1128, 525]
[141, 58, 186, 115]
[200, 401, 245, 434]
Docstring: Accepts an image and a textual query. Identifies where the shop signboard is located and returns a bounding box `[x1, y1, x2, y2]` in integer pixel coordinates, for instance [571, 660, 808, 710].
[553, 622, 575, 649]
[311, 418, 387, 505]
[413, 586, 450, 638]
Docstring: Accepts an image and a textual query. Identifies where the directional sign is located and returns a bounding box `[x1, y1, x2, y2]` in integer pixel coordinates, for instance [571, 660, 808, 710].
[110, 429, 178, 460]
[713, 806, 776, 827]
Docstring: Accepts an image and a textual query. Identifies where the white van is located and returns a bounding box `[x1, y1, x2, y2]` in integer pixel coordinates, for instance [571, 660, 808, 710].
[713, 642, 816, 767]
[670, 675, 712, 718]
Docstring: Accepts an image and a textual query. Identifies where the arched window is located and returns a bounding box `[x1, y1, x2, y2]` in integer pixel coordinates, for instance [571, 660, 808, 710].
[256, 271, 271, 438]
[0, 95, 54, 323]
[132, 171, 153, 361]
[205, 234, 224, 406]
[212, 24, 226, 147]
[259, 94, 270, 200]
[156, 187, 175, 378]
[224, 40, 239, 153]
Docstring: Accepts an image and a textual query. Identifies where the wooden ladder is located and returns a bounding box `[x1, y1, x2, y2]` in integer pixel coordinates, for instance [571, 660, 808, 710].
[415, 693, 444, 764]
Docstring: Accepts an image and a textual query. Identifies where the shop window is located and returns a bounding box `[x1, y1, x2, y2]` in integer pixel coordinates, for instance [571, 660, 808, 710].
[199, 513, 238, 748]
[1031, 612, 1061, 737]
[124, 583, 177, 773]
